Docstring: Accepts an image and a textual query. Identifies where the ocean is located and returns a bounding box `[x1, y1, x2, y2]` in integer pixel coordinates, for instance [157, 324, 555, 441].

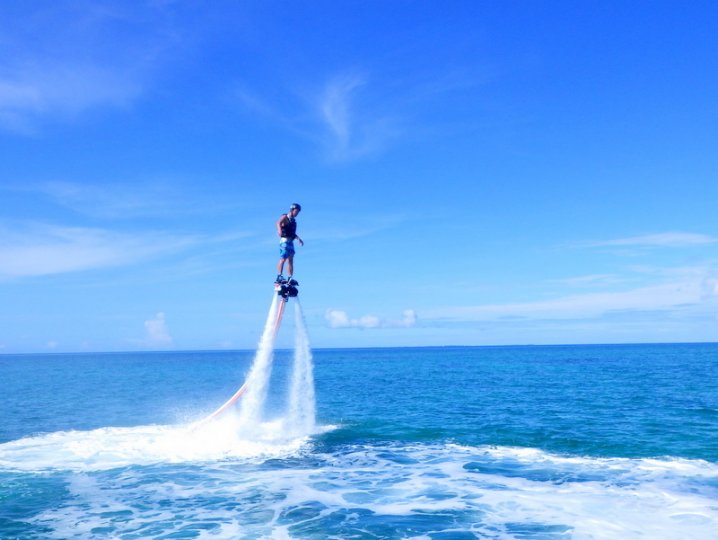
[2, 337, 717, 538]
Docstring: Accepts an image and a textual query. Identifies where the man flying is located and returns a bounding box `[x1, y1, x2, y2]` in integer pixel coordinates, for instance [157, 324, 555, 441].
[275, 203, 304, 283]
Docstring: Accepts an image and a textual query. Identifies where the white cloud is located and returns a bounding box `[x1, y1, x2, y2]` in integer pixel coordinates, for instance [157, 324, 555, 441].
[400, 309, 417, 327]
[325, 308, 417, 329]
[0, 62, 144, 135]
[586, 232, 717, 249]
[0, 3, 179, 132]
[26, 180, 182, 219]
[702, 278, 718, 299]
[320, 73, 365, 148]
[550, 274, 625, 288]
[0, 65, 141, 117]
[234, 72, 399, 162]
[308, 213, 406, 242]
[143, 312, 173, 348]
[425, 275, 716, 323]
[4, 179, 248, 222]
[317, 72, 399, 161]
[325, 309, 378, 329]
[325, 309, 349, 328]
[0, 222, 197, 278]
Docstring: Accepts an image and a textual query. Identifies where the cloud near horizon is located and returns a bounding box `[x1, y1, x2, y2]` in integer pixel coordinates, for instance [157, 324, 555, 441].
[585, 232, 717, 249]
[425, 272, 718, 323]
[143, 312, 173, 348]
[326, 309, 417, 329]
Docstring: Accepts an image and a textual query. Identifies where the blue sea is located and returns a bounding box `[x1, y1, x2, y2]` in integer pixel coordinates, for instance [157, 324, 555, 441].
[2, 343, 718, 539]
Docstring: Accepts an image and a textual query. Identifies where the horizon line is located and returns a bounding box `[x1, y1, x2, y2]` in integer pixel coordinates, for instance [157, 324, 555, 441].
[2, 340, 717, 357]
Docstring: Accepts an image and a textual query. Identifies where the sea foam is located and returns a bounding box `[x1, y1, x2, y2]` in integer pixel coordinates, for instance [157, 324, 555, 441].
[7, 440, 716, 539]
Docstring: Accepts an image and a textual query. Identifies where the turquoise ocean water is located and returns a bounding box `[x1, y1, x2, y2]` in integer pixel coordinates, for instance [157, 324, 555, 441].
[1, 342, 717, 539]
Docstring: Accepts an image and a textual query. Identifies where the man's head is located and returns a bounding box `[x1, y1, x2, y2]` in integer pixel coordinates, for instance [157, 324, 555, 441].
[289, 203, 301, 217]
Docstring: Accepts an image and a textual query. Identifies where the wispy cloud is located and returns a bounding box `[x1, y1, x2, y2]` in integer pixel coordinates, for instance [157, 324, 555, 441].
[584, 232, 717, 249]
[0, 222, 197, 278]
[549, 274, 626, 288]
[308, 212, 406, 242]
[233, 83, 287, 121]
[233, 71, 400, 162]
[325, 308, 417, 329]
[0, 65, 142, 132]
[233, 65, 488, 163]
[0, 2, 178, 132]
[317, 72, 399, 161]
[320, 74, 365, 149]
[4, 179, 246, 221]
[425, 271, 718, 323]
[23, 180, 185, 219]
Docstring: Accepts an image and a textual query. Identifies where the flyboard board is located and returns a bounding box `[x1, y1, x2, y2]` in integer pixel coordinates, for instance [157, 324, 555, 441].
[191, 278, 299, 428]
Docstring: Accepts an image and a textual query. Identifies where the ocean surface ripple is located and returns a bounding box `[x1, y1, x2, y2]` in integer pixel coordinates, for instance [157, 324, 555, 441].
[2, 343, 717, 539]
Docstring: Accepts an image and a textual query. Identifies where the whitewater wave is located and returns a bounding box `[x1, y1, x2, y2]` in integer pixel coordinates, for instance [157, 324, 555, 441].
[3, 437, 716, 538]
[0, 417, 332, 472]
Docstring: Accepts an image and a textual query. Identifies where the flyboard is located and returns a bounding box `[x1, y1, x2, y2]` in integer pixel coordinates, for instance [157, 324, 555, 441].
[191, 278, 299, 428]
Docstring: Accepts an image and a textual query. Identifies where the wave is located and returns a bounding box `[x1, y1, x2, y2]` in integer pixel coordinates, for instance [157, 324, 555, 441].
[2, 435, 716, 539]
[0, 416, 331, 473]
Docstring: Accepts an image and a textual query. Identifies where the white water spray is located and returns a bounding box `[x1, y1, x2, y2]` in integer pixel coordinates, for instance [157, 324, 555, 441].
[197, 290, 317, 441]
[236, 294, 280, 430]
[287, 299, 316, 436]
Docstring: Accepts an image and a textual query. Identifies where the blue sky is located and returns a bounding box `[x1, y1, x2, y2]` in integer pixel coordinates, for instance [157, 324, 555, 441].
[1, 1, 717, 353]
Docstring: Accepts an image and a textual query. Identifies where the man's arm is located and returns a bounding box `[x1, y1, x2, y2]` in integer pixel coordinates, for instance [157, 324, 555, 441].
[276, 215, 287, 237]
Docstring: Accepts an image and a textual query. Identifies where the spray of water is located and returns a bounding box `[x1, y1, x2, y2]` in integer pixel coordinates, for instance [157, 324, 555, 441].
[197, 290, 317, 443]
[236, 294, 281, 430]
[287, 299, 316, 436]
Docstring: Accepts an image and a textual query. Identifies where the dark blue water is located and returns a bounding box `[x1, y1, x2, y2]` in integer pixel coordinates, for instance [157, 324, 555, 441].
[2, 343, 717, 539]
[318, 344, 718, 460]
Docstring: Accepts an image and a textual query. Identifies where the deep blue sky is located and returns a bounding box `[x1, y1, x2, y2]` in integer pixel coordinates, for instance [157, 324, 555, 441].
[2, 1, 717, 353]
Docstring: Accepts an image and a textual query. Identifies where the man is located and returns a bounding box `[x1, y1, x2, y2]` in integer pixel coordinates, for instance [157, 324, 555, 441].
[276, 203, 304, 283]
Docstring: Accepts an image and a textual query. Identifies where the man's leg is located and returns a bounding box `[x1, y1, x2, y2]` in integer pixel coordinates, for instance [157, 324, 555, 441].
[287, 254, 294, 277]
[277, 257, 286, 275]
